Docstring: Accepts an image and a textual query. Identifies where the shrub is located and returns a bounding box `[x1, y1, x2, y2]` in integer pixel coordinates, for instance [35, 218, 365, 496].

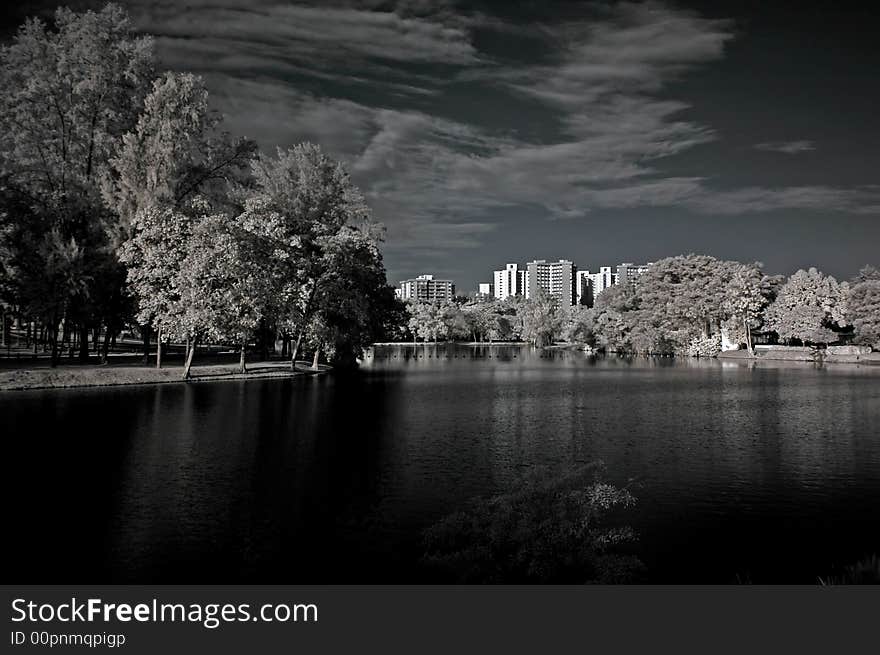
[422, 464, 643, 583]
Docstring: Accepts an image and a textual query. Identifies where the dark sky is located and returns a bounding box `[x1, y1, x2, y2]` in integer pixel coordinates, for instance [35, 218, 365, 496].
[5, 1, 880, 290]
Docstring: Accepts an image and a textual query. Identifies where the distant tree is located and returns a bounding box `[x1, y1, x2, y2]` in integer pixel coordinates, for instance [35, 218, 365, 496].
[637, 254, 742, 353]
[764, 267, 848, 345]
[561, 305, 597, 346]
[847, 266, 880, 348]
[520, 288, 561, 348]
[406, 302, 447, 342]
[721, 263, 775, 355]
[592, 285, 640, 353]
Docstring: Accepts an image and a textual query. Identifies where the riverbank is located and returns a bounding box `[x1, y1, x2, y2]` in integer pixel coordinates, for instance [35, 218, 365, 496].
[719, 346, 880, 365]
[0, 360, 312, 391]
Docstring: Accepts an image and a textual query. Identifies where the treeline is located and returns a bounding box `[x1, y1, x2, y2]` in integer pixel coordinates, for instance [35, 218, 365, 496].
[0, 5, 402, 375]
[404, 255, 880, 356]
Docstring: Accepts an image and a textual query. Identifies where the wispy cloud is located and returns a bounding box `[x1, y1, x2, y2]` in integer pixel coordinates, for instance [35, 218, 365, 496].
[122, 0, 879, 279]
[754, 140, 816, 154]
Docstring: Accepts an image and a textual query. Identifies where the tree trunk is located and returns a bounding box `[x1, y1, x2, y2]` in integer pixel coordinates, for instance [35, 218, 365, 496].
[156, 326, 163, 369]
[100, 327, 112, 364]
[290, 331, 303, 370]
[311, 344, 321, 371]
[744, 318, 754, 357]
[239, 340, 247, 374]
[78, 324, 89, 363]
[142, 325, 151, 365]
[182, 340, 196, 380]
[49, 316, 60, 367]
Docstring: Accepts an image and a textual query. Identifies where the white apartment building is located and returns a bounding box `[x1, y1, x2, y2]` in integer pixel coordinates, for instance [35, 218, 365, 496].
[493, 263, 523, 300]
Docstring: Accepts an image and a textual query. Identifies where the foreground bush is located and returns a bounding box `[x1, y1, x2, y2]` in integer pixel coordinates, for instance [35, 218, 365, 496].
[422, 465, 643, 583]
[818, 554, 880, 585]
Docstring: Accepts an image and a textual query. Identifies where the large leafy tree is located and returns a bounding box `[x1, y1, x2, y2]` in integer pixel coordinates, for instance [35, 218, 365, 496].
[847, 266, 880, 348]
[520, 287, 562, 348]
[721, 263, 781, 355]
[174, 213, 267, 378]
[110, 72, 256, 365]
[308, 223, 397, 368]
[116, 204, 199, 367]
[764, 267, 848, 345]
[592, 284, 641, 353]
[106, 71, 256, 236]
[637, 255, 742, 352]
[239, 144, 373, 367]
[0, 3, 155, 363]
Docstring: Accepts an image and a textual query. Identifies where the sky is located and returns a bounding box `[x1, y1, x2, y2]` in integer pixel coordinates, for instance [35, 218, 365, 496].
[5, 1, 880, 291]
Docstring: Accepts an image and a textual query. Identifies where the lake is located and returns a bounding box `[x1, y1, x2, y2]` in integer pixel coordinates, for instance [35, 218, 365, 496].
[4, 344, 880, 583]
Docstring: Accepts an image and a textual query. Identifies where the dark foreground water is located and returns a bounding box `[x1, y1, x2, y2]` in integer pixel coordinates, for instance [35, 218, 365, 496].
[4, 345, 880, 583]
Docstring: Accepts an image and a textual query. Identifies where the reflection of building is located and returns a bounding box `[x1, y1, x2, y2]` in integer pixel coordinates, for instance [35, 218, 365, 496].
[617, 262, 653, 288]
[478, 282, 494, 296]
[493, 263, 522, 300]
[526, 259, 576, 307]
[399, 274, 455, 302]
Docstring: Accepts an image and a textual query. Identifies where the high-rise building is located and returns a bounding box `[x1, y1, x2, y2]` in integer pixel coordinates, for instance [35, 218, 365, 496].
[575, 271, 593, 306]
[478, 282, 494, 296]
[399, 274, 456, 302]
[617, 262, 653, 288]
[526, 259, 576, 307]
[493, 263, 522, 300]
[589, 266, 615, 298]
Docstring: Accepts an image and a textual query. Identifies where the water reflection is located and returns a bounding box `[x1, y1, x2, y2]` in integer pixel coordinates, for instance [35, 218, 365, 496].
[4, 344, 880, 583]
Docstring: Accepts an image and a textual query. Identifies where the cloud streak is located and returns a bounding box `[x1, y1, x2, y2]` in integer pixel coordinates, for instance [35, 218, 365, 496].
[123, 0, 879, 280]
[754, 140, 816, 154]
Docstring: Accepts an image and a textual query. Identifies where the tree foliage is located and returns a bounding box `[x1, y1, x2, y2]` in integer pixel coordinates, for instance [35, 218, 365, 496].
[764, 267, 848, 345]
[847, 266, 880, 348]
[0, 3, 155, 362]
[423, 465, 642, 583]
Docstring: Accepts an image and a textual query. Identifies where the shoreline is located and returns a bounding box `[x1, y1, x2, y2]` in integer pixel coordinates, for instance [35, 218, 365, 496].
[5, 346, 878, 392]
[0, 360, 315, 392]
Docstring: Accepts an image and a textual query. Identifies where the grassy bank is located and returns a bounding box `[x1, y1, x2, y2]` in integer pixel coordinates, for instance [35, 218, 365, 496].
[0, 360, 308, 391]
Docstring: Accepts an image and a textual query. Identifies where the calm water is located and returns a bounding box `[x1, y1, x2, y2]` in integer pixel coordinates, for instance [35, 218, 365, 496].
[4, 344, 880, 583]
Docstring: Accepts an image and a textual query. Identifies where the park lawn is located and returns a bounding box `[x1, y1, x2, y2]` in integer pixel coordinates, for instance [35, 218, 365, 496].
[0, 360, 302, 391]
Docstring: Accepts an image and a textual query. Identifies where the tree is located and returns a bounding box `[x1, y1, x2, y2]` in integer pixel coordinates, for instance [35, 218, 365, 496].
[847, 266, 880, 348]
[0, 3, 156, 364]
[637, 254, 742, 353]
[406, 302, 446, 342]
[561, 305, 597, 346]
[106, 71, 256, 237]
[721, 263, 775, 355]
[520, 288, 562, 348]
[764, 267, 848, 346]
[592, 284, 640, 353]
[308, 223, 395, 368]
[117, 205, 198, 367]
[239, 144, 371, 368]
[108, 71, 256, 365]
